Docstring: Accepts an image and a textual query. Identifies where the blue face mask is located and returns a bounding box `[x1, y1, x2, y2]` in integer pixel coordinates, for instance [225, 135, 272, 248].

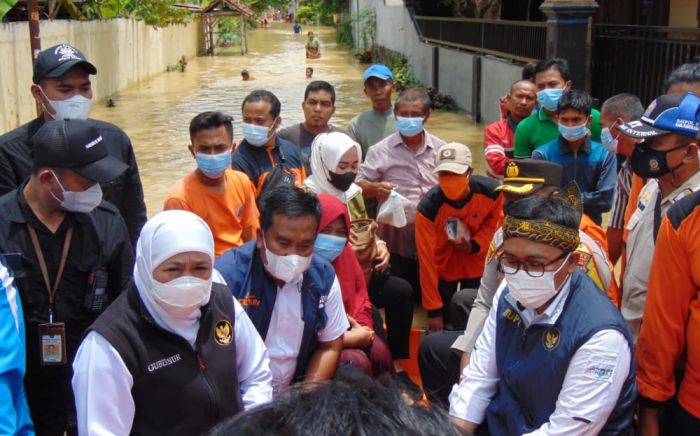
[396, 116, 424, 137]
[558, 122, 588, 141]
[196, 150, 232, 179]
[314, 233, 347, 262]
[600, 126, 619, 154]
[242, 123, 271, 147]
[536, 88, 564, 111]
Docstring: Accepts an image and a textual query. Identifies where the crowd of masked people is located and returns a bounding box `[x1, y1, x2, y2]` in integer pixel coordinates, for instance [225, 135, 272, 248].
[1, 42, 699, 436]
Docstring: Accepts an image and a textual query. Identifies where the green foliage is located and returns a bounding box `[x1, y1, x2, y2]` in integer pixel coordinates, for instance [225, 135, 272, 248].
[292, 0, 347, 26]
[80, 0, 192, 27]
[382, 56, 455, 110]
[336, 15, 353, 47]
[427, 87, 456, 111]
[296, 5, 315, 24]
[385, 56, 421, 91]
[341, 8, 377, 52]
[0, 0, 18, 20]
[310, 0, 346, 25]
[217, 17, 241, 46]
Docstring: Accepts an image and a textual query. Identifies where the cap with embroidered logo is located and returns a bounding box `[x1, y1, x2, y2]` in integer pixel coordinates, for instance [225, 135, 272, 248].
[619, 92, 700, 139]
[33, 44, 97, 84]
[31, 119, 128, 183]
[495, 159, 563, 196]
[433, 143, 472, 174]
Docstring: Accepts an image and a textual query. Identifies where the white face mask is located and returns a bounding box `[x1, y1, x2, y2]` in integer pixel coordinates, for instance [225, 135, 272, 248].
[506, 253, 571, 309]
[151, 275, 212, 319]
[262, 235, 312, 283]
[49, 171, 103, 213]
[40, 87, 92, 120]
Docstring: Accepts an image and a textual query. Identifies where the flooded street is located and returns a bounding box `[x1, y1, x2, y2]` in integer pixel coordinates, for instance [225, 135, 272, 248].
[90, 23, 485, 214]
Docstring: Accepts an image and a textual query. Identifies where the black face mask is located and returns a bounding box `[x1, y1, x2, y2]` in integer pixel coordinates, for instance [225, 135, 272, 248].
[328, 171, 356, 192]
[630, 143, 688, 179]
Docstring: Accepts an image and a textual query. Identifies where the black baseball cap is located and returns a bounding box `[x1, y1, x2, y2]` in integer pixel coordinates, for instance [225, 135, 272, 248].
[31, 119, 128, 183]
[495, 159, 563, 195]
[618, 92, 700, 139]
[32, 44, 97, 84]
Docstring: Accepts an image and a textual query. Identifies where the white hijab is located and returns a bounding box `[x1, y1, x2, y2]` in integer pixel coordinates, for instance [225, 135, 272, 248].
[303, 131, 363, 203]
[134, 210, 215, 347]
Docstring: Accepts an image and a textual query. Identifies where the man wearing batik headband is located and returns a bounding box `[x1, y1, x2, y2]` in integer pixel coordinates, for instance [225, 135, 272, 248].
[449, 196, 635, 435]
[418, 159, 617, 407]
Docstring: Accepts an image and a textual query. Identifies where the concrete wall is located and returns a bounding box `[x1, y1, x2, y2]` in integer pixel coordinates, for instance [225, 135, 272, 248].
[0, 18, 200, 132]
[371, 0, 434, 86]
[438, 47, 475, 112]
[366, 0, 523, 124]
[480, 56, 523, 123]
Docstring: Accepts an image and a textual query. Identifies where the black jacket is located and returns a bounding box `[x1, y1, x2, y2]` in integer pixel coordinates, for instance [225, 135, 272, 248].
[0, 116, 147, 247]
[90, 283, 243, 436]
[0, 182, 134, 364]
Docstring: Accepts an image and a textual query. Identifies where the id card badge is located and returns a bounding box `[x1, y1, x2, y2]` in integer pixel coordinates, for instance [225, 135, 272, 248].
[38, 322, 67, 366]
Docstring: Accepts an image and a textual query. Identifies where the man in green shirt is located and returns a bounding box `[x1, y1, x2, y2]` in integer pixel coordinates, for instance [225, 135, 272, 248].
[513, 58, 602, 158]
[347, 64, 398, 158]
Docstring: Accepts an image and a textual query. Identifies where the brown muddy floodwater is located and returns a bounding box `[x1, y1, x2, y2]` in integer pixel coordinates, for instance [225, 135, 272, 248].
[90, 22, 486, 215]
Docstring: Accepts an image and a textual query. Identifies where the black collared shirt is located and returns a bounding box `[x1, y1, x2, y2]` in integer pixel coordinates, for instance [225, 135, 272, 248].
[0, 116, 147, 248]
[0, 181, 134, 361]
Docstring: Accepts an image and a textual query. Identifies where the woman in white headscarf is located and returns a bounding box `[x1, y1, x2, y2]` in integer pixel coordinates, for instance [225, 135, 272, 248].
[72, 210, 272, 436]
[303, 131, 365, 212]
[303, 133, 415, 372]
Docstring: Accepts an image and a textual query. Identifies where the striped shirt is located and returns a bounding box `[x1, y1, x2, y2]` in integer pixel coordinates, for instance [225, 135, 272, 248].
[609, 160, 632, 229]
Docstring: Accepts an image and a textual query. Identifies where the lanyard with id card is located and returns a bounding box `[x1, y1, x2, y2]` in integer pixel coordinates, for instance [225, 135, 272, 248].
[28, 224, 73, 366]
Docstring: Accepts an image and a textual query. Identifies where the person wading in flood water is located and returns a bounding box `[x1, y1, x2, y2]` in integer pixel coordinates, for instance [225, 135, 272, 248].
[305, 31, 321, 59]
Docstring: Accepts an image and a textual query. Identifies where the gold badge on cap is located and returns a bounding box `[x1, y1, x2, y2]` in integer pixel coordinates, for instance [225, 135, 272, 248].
[505, 162, 519, 178]
[542, 327, 560, 351]
[440, 148, 456, 160]
[214, 320, 233, 346]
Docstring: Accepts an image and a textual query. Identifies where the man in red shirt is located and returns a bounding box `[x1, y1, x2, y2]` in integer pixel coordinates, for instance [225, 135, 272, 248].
[483, 80, 537, 178]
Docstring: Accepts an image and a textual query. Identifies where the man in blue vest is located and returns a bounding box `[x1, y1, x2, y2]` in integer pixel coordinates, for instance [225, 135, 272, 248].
[449, 195, 636, 434]
[215, 187, 349, 397]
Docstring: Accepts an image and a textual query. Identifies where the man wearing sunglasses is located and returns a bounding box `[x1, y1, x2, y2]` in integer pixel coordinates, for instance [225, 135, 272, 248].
[449, 196, 635, 434]
[618, 92, 700, 341]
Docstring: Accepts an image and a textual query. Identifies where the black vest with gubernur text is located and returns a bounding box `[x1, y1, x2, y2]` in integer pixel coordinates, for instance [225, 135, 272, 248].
[89, 282, 243, 436]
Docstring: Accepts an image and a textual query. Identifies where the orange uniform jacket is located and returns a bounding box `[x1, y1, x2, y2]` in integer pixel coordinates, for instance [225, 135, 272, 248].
[637, 190, 700, 418]
[416, 176, 503, 314]
[580, 213, 619, 306]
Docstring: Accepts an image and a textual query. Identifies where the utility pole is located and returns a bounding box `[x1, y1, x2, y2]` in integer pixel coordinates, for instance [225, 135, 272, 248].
[27, 0, 42, 116]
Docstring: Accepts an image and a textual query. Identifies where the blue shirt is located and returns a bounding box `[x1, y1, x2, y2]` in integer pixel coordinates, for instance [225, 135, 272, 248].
[533, 136, 617, 224]
[232, 136, 305, 194]
[0, 263, 34, 435]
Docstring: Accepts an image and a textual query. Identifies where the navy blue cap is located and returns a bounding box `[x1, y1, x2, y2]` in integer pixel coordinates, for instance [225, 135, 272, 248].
[33, 44, 97, 84]
[363, 64, 393, 82]
[619, 92, 700, 139]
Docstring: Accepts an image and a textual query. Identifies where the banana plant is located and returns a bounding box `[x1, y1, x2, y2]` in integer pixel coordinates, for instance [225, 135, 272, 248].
[0, 0, 18, 20]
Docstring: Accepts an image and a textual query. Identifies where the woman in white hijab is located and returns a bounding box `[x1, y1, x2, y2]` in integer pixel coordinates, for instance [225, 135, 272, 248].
[304, 132, 365, 210]
[72, 210, 272, 436]
[303, 133, 414, 373]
